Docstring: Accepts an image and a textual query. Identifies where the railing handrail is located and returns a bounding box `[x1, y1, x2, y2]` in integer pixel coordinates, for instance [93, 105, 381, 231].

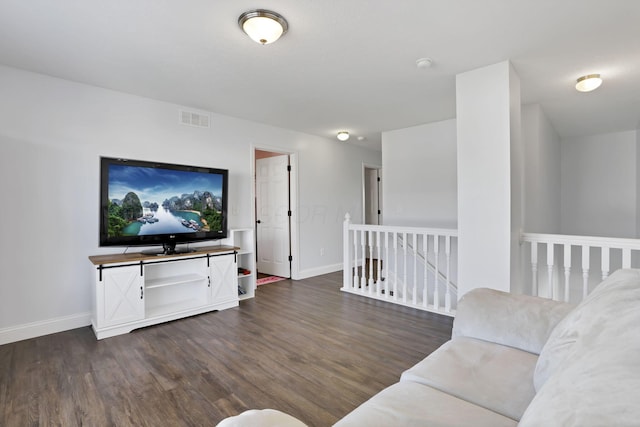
[522, 232, 640, 249]
[349, 223, 458, 237]
[521, 231, 640, 302]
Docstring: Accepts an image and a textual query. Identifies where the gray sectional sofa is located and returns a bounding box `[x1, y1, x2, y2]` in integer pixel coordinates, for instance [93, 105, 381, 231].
[218, 269, 640, 426]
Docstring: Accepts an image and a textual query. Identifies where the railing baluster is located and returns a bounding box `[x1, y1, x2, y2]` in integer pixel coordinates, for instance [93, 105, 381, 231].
[384, 231, 389, 298]
[412, 233, 418, 305]
[581, 245, 590, 299]
[343, 214, 351, 290]
[360, 230, 367, 289]
[393, 232, 398, 301]
[445, 235, 452, 312]
[546, 242, 555, 300]
[622, 248, 631, 268]
[563, 243, 571, 302]
[352, 229, 358, 288]
[531, 242, 538, 296]
[601, 247, 610, 280]
[367, 230, 374, 291]
[422, 233, 428, 307]
[402, 232, 408, 303]
[376, 230, 382, 296]
[433, 235, 440, 311]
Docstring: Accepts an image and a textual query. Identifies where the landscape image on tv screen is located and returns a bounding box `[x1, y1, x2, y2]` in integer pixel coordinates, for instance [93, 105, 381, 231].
[106, 164, 225, 238]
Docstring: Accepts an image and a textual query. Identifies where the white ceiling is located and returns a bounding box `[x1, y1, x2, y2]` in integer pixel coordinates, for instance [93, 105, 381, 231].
[1, 0, 639, 151]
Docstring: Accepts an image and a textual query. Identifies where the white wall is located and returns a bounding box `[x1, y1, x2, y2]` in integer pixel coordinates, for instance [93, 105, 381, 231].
[381, 119, 457, 228]
[0, 65, 380, 341]
[561, 130, 636, 237]
[522, 104, 561, 233]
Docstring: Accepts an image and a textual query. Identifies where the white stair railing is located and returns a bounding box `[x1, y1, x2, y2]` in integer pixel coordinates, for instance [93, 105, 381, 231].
[521, 233, 640, 303]
[342, 213, 458, 316]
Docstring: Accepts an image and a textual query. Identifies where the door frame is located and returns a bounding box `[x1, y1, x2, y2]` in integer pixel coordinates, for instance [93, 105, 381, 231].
[251, 145, 300, 280]
[362, 163, 382, 225]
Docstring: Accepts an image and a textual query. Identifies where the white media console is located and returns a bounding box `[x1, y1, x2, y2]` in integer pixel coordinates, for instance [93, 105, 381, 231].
[89, 244, 242, 339]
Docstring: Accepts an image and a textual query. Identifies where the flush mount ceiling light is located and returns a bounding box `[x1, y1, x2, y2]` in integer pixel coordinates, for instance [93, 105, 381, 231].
[416, 57, 433, 69]
[337, 131, 350, 141]
[238, 9, 288, 45]
[575, 74, 602, 92]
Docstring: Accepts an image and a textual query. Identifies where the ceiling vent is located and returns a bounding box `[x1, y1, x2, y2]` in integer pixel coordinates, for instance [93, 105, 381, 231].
[179, 109, 211, 128]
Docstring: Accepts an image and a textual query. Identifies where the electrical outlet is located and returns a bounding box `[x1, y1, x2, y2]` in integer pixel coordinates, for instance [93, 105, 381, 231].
[320, 248, 325, 256]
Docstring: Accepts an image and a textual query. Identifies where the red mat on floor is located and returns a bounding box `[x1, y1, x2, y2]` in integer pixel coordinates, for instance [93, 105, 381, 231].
[256, 276, 287, 286]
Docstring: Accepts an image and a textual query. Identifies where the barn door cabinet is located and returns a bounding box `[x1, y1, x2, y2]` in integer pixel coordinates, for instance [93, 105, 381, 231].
[89, 245, 239, 339]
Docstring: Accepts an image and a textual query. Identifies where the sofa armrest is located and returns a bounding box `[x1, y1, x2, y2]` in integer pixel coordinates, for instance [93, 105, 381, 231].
[216, 409, 307, 427]
[452, 288, 574, 354]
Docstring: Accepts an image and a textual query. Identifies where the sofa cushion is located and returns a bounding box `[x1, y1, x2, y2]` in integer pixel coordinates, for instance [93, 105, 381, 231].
[453, 288, 574, 355]
[534, 268, 640, 391]
[400, 337, 537, 421]
[333, 381, 517, 427]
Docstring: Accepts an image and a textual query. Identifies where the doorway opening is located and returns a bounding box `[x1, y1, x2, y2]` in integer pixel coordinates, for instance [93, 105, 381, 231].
[253, 148, 298, 281]
[363, 165, 382, 225]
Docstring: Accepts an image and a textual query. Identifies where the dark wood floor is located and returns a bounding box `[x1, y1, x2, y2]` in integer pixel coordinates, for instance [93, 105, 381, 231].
[0, 271, 453, 427]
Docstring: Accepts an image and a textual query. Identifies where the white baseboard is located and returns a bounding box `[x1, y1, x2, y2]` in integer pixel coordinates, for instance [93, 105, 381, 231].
[295, 262, 343, 280]
[0, 312, 92, 345]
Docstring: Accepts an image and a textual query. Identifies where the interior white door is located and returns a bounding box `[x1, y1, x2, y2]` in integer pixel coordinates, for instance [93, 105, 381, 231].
[256, 155, 290, 277]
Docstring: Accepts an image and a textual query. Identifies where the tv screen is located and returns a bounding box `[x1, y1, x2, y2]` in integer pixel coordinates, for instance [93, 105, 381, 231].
[100, 157, 228, 254]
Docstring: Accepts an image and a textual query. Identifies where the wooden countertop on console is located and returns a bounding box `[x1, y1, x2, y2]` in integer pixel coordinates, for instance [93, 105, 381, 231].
[88, 245, 239, 265]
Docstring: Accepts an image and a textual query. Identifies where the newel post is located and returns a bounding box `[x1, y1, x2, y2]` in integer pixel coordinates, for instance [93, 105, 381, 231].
[343, 213, 351, 290]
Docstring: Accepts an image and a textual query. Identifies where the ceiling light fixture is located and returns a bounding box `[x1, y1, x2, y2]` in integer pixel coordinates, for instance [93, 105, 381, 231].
[337, 131, 350, 141]
[238, 9, 288, 45]
[575, 74, 602, 92]
[416, 57, 433, 69]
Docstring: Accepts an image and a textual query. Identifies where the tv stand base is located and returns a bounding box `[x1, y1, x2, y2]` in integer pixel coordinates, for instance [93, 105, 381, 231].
[88, 245, 239, 339]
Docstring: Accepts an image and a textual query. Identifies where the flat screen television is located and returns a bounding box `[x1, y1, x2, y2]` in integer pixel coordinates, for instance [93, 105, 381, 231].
[100, 157, 228, 255]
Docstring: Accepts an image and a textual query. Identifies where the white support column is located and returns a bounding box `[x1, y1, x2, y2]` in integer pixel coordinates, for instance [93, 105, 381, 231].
[456, 61, 522, 298]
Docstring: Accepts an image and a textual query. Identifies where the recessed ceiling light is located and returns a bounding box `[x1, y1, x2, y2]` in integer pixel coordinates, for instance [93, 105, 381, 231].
[337, 131, 350, 141]
[238, 9, 288, 45]
[575, 74, 602, 92]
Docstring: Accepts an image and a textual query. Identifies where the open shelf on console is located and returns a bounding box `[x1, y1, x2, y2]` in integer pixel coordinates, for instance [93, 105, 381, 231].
[145, 273, 206, 290]
[228, 228, 256, 300]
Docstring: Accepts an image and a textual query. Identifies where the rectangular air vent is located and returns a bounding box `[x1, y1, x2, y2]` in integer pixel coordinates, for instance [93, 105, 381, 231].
[179, 109, 211, 128]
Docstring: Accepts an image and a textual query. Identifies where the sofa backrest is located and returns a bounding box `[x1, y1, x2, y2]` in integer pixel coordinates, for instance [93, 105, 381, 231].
[453, 288, 573, 355]
[519, 268, 640, 426]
